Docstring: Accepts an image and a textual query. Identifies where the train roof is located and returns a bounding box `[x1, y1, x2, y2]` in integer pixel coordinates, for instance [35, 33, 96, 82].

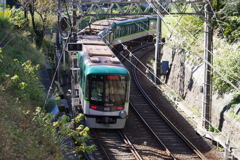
[80, 45, 124, 67]
[113, 16, 152, 25]
[77, 44, 129, 76]
[77, 35, 105, 45]
[92, 19, 115, 26]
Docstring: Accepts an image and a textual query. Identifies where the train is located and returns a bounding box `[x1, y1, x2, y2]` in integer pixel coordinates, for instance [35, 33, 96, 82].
[73, 15, 157, 129]
[80, 15, 157, 47]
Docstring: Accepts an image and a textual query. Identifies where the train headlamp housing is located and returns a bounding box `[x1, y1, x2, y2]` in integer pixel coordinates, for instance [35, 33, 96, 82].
[119, 110, 127, 118]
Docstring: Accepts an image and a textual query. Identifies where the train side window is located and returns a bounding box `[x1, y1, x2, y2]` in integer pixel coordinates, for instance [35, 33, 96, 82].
[144, 22, 147, 30]
[132, 25, 135, 33]
[112, 32, 115, 41]
[120, 29, 123, 37]
[116, 26, 120, 37]
[118, 29, 120, 37]
[85, 78, 89, 100]
[141, 23, 143, 31]
[151, 21, 157, 29]
[109, 32, 113, 43]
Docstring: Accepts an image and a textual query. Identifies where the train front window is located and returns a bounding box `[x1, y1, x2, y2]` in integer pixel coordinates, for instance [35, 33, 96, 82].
[105, 75, 127, 105]
[86, 75, 128, 105]
[88, 76, 104, 102]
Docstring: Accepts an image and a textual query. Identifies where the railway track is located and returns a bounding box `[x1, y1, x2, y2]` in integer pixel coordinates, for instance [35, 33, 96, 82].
[81, 43, 218, 159]
[86, 129, 142, 160]
[120, 43, 207, 159]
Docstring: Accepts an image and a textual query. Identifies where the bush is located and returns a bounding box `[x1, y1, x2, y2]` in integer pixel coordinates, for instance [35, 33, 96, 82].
[212, 37, 240, 94]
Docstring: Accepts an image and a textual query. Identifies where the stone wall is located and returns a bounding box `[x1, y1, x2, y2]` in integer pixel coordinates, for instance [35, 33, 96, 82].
[161, 45, 240, 150]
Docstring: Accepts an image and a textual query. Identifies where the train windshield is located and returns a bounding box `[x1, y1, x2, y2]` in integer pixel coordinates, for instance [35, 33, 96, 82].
[86, 75, 129, 105]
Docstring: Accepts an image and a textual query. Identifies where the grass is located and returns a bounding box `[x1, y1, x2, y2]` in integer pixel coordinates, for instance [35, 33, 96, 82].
[0, 13, 64, 160]
[0, 94, 63, 160]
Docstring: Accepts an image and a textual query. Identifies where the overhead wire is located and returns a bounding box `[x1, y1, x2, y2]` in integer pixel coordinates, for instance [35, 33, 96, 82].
[43, 0, 72, 111]
[0, 22, 28, 50]
[59, 1, 239, 95]
[99, 1, 238, 127]
[74, 1, 239, 149]
[143, 1, 240, 144]
[146, 1, 240, 93]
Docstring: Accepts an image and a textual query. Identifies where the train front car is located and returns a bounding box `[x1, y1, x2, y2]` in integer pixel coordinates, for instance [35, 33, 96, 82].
[77, 43, 130, 129]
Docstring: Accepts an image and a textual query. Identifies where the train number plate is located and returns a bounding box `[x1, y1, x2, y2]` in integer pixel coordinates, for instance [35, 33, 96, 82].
[104, 108, 110, 111]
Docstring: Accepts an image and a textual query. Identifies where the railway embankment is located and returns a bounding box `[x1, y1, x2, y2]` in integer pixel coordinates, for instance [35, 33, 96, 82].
[157, 45, 240, 159]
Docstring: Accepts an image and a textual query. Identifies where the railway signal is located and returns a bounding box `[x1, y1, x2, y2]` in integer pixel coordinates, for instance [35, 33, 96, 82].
[60, 17, 68, 31]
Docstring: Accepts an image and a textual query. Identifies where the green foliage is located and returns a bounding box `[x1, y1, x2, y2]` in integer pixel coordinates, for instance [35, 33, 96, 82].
[229, 94, 240, 105]
[44, 97, 57, 113]
[227, 108, 240, 121]
[0, 7, 28, 27]
[18, 0, 58, 48]
[0, 12, 96, 160]
[219, 1, 240, 17]
[0, 95, 63, 160]
[0, 11, 13, 28]
[9, 7, 28, 27]
[163, 8, 239, 95]
[208, 125, 220, 133]
[164, 15, 204, 53]
[211, 0, 225, 11]
[217, 16, 240, 42]
[52, 112, 97, 157]
[216, 2, 240, 42]
[212, 37, 240, 94]
[176, 15, 204, 39]
[0, 59, 45, 104]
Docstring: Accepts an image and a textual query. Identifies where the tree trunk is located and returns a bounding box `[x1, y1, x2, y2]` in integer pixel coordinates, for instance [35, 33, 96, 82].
[28, 3, 45, 49]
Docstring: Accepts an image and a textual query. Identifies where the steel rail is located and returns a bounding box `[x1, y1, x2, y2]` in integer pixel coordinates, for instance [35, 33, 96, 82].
[131, 48, 207, 160]
[91, 129, 111, 160]
[117, 130, 143, 160]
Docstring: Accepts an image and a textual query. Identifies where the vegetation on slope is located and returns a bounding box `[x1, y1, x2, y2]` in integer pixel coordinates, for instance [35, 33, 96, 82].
[163, 1, 240, 96]
[0, 9, 63, 159]
[0, 1, 239, 159]
[0, 7, 96, 160]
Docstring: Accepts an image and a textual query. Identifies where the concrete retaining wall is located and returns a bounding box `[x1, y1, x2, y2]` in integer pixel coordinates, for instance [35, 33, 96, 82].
[160, 45, 240, 158]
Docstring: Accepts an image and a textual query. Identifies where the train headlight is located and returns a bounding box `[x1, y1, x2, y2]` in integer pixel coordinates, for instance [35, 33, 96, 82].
[119, 110, 127, 119]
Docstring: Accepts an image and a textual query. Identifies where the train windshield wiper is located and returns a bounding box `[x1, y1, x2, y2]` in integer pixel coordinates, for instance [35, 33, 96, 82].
[105, 95, 115, 104]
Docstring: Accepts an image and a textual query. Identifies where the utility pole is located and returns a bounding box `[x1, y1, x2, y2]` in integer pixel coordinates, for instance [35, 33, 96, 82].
[154, 15, 162, 85]
[202, 3, 213, 129]
[56, 0, 61, 82]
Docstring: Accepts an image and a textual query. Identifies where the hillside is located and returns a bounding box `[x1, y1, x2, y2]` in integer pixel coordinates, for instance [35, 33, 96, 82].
[0, 12, 65, 160]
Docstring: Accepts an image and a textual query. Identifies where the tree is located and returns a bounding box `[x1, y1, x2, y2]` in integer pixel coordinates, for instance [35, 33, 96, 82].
[216, 1, 240, 42]
[18, 0, 57, 49]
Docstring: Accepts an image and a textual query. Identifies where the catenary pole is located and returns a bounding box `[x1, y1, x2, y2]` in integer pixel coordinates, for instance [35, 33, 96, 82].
[154, 15, 161, 84]
[202, 3, 213, 130]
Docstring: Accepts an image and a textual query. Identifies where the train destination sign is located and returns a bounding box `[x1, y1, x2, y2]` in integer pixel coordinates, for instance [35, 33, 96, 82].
[67, 43, 83, 51]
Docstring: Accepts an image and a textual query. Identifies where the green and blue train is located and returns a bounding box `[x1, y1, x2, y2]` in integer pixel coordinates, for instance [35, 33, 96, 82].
[75, 15, 157, 129]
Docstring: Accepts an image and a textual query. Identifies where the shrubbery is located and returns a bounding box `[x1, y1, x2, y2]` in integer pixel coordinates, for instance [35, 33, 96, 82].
[0, 8, 96, 160]
[164, 4, 239, 95]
